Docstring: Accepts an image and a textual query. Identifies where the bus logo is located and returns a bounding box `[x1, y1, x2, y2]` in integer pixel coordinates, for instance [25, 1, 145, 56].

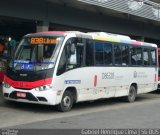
[65, 80, 81, 84]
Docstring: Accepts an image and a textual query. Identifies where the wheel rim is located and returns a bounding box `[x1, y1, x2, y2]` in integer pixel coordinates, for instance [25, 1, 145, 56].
[63, 96, 71, 107]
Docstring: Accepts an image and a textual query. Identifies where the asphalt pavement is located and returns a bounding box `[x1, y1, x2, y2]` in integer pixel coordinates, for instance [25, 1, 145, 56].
[0, 84, 160, 129]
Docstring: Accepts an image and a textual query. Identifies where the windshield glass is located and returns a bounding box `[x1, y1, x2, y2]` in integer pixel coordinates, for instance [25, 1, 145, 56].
[10, 36, 64, 71]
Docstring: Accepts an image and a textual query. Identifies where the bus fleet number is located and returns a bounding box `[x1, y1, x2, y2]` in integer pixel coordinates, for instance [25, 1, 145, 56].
[102, 72, 114, 79]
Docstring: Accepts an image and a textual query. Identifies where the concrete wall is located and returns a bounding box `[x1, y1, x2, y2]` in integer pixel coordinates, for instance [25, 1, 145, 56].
[0, 0, 160, 40]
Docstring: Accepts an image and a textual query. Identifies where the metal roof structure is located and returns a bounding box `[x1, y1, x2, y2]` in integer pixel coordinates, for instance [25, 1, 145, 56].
[77, 0, 160, 21]
[1, 0, 160, 42]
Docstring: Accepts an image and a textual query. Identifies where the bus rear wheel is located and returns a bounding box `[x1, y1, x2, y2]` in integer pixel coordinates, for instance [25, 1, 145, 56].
[58, 91, 73, 112]
[125, 86, 137, 102]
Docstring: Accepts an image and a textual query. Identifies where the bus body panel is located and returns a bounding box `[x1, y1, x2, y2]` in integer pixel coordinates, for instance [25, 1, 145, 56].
[54, 66, 157, 103]
[3, 85, 58, 105]
[3, 66, 157, 105]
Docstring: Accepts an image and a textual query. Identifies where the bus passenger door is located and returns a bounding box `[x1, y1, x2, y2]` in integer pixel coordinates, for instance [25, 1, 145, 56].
[56, 37, 86, 102]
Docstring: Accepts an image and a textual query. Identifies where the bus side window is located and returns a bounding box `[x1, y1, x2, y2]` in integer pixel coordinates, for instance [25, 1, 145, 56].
[150, 49, 156, 66]
[67, 43, 77, 69]
[130, 47, 142, 66]
[57, 38, 84, 75]
[136, 47, 142, 65]
[122, 45, 129, 66]
[104, 43, 112, 65]
[57, 46, 67, 75]
[86, 40, 94, 66]
[143, 48, 150, 66]
[114, 44, 122, 65]
[68, 41, 84, 69]
[75, 44, 84, 67]
[130, 47, 136, 65]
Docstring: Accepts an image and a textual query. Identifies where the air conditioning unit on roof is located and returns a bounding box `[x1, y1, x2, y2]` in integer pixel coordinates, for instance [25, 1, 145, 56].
[88, 32, 131, 41]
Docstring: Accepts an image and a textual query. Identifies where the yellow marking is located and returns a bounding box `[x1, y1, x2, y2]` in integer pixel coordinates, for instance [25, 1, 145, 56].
[93, 35, 120, 42]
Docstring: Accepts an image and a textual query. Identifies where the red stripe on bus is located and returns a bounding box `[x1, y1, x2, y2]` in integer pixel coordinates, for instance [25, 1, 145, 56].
[94, 75, 97, 87]
[154, 74, 157, 82]
[132, 41, 141, 45]
[157, 48, 159, 67]
[4, 75, 52, 89]
[35, 31, 65, 35]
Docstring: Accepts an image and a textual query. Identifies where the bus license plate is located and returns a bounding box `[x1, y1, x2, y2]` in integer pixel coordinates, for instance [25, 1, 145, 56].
[17, 92, 26, 98]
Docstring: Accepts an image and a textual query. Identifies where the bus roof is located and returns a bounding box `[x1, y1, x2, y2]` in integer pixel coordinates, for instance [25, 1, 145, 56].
[87, 32, 157, 48]
[26, 31, 157, 48]
[30, 31, 65, 36]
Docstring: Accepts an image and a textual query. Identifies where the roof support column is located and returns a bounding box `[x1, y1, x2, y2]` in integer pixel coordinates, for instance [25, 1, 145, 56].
[36, 21, 49, 32]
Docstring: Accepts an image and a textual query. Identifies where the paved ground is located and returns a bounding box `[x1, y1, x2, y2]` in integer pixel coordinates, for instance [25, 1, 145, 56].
[0, 83, 160, 129]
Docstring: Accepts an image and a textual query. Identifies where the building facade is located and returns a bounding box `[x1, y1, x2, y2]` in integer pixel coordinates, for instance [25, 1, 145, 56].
[0, 0, 160, 43]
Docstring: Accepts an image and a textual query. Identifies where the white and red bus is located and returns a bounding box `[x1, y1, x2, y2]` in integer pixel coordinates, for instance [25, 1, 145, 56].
[3, 31, 158, 112]
[157, 48, 160, 89]
[0, 60, 5, 82]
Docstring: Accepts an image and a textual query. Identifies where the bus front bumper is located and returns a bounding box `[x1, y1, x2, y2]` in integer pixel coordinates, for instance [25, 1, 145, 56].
[2, 86, 58, 105]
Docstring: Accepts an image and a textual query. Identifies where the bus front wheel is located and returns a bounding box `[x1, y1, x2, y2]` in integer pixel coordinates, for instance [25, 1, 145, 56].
[125, 86, 137, 102]
[58, 91, 73, 112]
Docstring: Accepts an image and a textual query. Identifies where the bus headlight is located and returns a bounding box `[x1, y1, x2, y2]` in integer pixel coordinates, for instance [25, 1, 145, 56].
[3, 82, 11, 88]
[35, 85, 53, 91]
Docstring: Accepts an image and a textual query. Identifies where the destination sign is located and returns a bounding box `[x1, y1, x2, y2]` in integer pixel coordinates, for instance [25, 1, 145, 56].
[30, 37, 58, 44]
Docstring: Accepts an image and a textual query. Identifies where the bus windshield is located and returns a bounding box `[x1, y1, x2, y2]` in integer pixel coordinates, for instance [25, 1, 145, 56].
[10, 36, 64, 71]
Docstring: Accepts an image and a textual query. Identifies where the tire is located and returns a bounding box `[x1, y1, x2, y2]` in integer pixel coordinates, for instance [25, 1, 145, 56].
[58, 91, 73, 112]
[125, 86, 137, 102]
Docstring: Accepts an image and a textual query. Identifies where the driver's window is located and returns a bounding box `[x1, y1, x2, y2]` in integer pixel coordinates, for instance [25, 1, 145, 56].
[57, 37, 84, 76]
